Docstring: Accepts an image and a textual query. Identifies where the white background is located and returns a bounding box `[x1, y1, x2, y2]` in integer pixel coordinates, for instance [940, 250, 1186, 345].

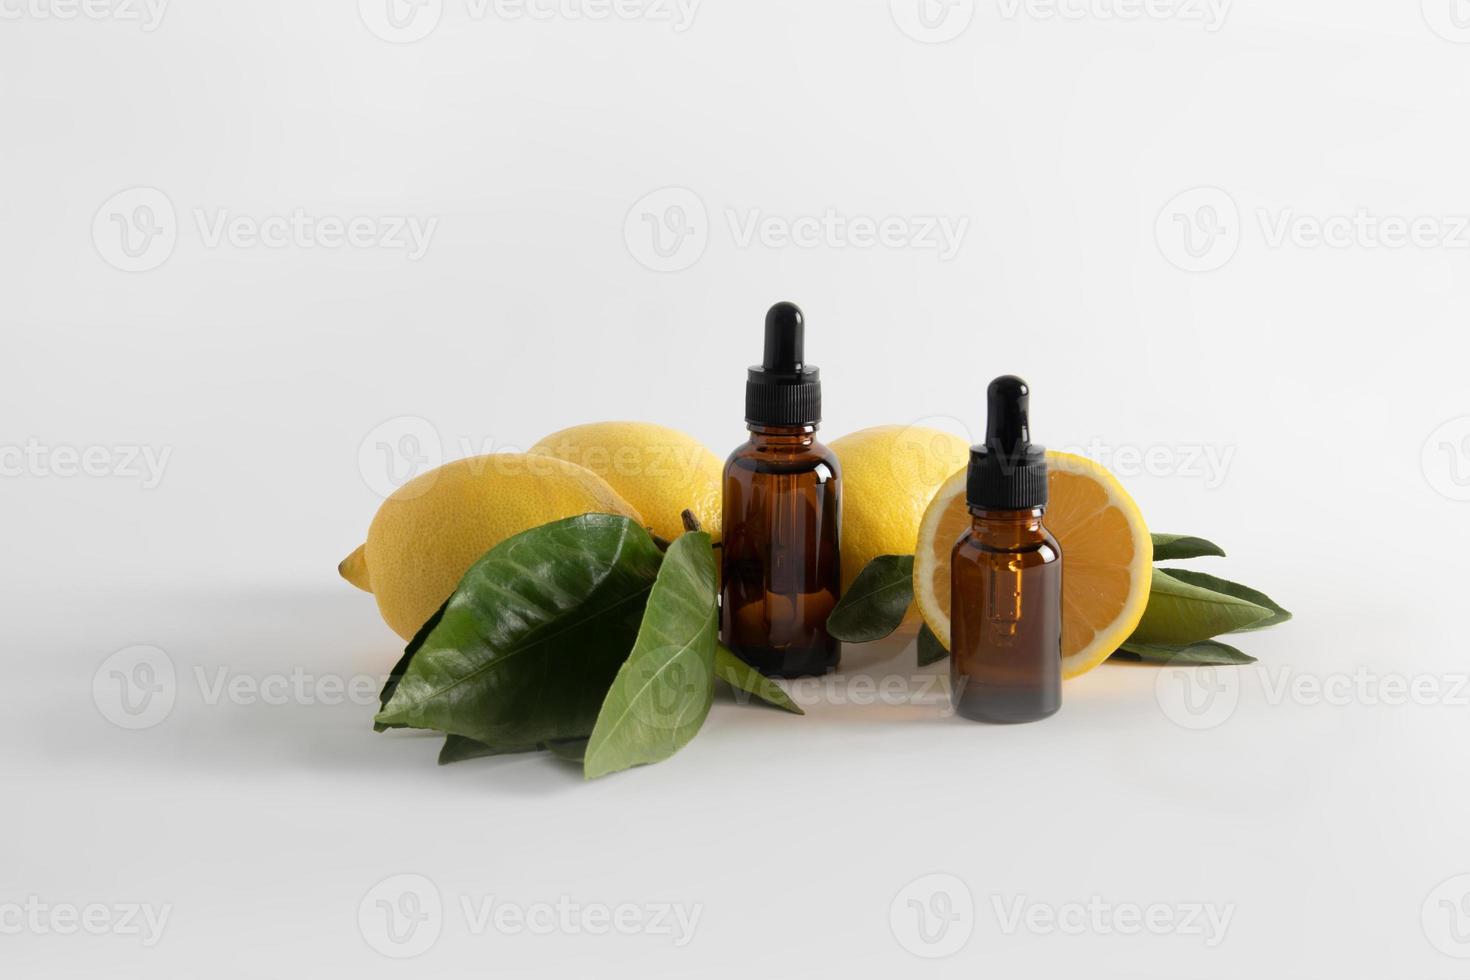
[4, 1, 1470, 976]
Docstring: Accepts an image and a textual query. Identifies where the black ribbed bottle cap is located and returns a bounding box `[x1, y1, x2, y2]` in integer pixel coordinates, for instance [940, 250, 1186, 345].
[967, 375, 1048, 510]
[745, 301, 821, 427]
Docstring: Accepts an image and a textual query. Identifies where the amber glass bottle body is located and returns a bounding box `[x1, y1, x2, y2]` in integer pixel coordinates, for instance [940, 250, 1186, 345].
[720, 424, 842, 678]
[950, 507, 1061, 723]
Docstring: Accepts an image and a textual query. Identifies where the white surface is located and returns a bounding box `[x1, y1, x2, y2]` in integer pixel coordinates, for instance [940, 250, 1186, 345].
[4, 2, 1470, 976]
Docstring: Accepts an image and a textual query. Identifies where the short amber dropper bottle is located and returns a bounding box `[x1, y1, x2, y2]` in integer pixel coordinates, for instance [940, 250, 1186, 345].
[950, 376, 1062, 723]
[720, 302, 842, 678]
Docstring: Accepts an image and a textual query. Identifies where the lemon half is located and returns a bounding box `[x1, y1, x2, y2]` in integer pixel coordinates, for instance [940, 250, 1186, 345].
[913, 451, 1152, 679]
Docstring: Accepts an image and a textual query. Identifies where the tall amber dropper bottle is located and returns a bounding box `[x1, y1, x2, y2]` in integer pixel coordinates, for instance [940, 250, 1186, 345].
[720, 302, 842, 678]
[950, 376, 1062, 723]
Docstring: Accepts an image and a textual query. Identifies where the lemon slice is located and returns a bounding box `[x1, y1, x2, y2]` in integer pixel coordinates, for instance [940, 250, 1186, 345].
[913, 451, 1152, 679]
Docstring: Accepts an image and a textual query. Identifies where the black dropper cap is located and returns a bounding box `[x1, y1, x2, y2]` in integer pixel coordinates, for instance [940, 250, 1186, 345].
[967, 375, 1048, 510]
[745, 301, 821, 427]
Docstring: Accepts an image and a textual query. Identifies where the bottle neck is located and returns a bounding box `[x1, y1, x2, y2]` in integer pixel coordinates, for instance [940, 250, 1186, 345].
[747, 423, 819, 448]
[968, 506, 1047, 547]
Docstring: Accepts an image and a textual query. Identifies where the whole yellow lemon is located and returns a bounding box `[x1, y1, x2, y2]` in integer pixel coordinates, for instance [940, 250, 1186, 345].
[530, 421, 722, 543]
[339, 453, 642, 641]
[828, 425, 971, 600]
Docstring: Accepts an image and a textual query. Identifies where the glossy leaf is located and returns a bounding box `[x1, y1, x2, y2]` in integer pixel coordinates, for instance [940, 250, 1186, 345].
[825, 555, 915, 642]
[1157, 568, 1291, 632]
[1115, 639, 1256, 666]
[1151, 533, 1227, 561]
[374, 597, 450, 732]
[374, 514, 662, 747]
[714, 645, 804, 715]
[438, 735, 540, 765]
[917, 623, 948, 667]
[583, 532, 719, 779]
[1129, 567, 1273, 645]
[546, 738, 589, 763]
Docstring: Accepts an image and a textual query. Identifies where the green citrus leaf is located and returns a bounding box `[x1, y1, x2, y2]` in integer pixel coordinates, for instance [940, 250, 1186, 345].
[826, 555, 915, 642]
[373, 596, 451, 732]
[1155, 568, 1291, 632]
[584, 532, 718, 779]
[1129, 567, 1273, 645]
[374, 514, 662, 746]
[546, 738, 589, 763]
[715, 645, 804, 714]
[1115, 639, 1256, 666]
[917, 623, 948, 667]
[1151, 533, 1227, 561]
[437, 735, 541, 765]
